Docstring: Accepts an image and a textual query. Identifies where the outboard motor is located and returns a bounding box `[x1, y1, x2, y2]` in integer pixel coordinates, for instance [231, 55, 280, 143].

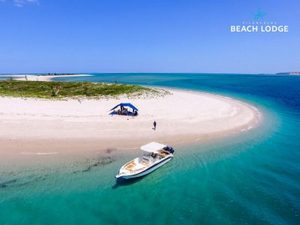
[163, 146, 175, 154]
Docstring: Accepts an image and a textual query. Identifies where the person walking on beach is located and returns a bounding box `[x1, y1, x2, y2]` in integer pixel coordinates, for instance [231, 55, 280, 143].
[153, 121, 157, 130]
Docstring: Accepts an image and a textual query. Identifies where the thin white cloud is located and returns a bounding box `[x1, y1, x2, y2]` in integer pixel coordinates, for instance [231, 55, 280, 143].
[1, 0, 39, 7]
[14, 0, 39, 7]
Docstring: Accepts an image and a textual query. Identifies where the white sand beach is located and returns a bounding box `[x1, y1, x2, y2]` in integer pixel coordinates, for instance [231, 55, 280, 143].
[0, 89, 261, 158]
[4, 74, 91, 81]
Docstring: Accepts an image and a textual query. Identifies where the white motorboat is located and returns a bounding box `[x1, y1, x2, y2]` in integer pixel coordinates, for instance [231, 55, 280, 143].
[115, 142, 174, 180]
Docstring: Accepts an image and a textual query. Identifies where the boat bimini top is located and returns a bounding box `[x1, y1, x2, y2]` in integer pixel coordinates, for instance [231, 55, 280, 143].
[140, 142, 167, 154]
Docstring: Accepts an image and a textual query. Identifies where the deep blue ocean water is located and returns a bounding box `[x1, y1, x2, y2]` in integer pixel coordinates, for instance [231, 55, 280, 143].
[0, 73, 299, 225]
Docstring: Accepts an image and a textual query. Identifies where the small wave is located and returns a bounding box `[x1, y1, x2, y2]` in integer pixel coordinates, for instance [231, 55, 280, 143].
[241, 126, 253, 132]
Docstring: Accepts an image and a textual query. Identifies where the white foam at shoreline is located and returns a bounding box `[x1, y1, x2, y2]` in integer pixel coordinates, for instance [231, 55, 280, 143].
[20, 152, 59, 156]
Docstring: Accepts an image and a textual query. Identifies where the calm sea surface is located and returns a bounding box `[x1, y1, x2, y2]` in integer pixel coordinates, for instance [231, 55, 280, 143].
[0, 73, 299, 225]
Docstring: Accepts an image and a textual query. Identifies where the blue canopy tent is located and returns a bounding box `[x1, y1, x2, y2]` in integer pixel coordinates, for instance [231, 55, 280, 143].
[110, 103, 138, 116]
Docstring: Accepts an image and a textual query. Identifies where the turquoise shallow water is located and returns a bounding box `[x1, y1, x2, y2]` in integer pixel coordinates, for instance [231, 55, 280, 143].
[0, 74, 300, 225]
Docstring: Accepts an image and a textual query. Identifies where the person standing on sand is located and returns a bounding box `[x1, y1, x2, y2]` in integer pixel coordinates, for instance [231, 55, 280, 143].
[153, 121, 157, 130]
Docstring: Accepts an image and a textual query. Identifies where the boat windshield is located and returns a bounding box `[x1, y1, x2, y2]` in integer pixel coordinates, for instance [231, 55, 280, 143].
[142, 156, 150, 161]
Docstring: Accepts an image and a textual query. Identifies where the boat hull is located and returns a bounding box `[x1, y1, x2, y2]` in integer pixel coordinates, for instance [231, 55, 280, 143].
[116, 155, 173, 180]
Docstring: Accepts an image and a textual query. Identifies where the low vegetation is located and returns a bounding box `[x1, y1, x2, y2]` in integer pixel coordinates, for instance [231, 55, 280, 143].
[0, 80, 150, 99]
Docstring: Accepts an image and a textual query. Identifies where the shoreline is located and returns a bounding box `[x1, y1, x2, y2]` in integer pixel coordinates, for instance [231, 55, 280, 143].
[1, 74, 92, 81]
[0, 88, 261, 160]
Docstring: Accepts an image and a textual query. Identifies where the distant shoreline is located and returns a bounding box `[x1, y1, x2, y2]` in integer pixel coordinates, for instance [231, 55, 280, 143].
[276, 72, 300, 75]
[2, 74, 92, 82]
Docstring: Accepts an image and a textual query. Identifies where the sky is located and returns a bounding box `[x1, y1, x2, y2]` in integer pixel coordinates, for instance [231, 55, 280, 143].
[0, 0, 299, 74]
